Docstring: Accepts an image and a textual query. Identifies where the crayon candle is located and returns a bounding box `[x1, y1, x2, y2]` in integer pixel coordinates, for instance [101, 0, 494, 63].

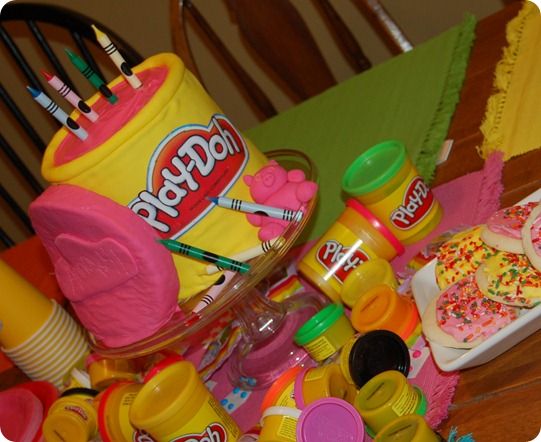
[27, 86, 88, 140]
[65, 48, 118, 104]
[92, 24, 142, 89]
[41, 70, 99, 122]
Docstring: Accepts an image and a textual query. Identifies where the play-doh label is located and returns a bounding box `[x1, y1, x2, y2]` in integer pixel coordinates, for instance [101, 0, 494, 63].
[171, 423, 227, 442]
[317, 240, 370, 283]
[390, 176, 434, 230]
[129, 115, 249, 237]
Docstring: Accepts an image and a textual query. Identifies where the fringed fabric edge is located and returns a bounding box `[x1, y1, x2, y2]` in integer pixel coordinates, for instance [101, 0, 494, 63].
[478, 1, 537, 159]
[418, 14, 477, 183]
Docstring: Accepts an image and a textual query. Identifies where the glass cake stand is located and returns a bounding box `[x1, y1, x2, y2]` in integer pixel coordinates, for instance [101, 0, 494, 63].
[90, 149, 327, 389]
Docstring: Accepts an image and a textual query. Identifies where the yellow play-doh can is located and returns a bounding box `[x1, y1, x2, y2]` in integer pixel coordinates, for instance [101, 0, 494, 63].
[342, 140, 442, 245]
[129, 360, 241, 441]
[259, 406, 301, 442]
[298, 199, 403, 303]
[294, 304, 355, 363]
[355, 370, 427, 436]
[374, 414, 440, 442]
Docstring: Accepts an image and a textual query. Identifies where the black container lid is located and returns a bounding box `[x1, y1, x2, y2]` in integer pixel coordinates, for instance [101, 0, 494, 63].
[349, 329, 410, 389]
[60, 387, 99, 398]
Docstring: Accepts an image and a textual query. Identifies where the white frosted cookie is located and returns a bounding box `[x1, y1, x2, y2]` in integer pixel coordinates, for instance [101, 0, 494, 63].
[480, 202, 538, 254]
[422, 275, 518, 349]
[522, 203, 541, 272]
[476, 251, 541, 307]
[435, 225, 498, 290]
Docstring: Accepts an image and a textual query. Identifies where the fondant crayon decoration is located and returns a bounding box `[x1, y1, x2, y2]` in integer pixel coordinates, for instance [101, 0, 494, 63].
[41, 70, 99, 122]
[159, 239, 250, 274]
[193, 270, 235, 313]
[205, 236, 283, 274]
[26, 86, 88, 140]
[65, 48, 118, 104]
[91, 24, 142, 89]
[209, 196, 304, 222]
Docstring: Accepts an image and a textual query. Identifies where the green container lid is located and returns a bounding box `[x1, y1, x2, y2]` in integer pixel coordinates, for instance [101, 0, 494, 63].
[342, 140, 407, 196]
[294, 303, 345, 346]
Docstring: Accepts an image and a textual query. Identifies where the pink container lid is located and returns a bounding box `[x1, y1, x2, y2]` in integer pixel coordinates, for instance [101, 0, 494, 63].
[296, 397, 366, 442]
[293, 367, 309, 409]
[346, 199, 405, 255]
[0, 387, 44, 442]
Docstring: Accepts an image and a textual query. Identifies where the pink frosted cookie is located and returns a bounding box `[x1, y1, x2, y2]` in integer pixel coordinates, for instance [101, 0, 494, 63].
[435, 225, 498, 290]
[476, 251, 541, 307]
[29, 184, 180, 348]
[480, 202, 538, 253]
[522, 203, 541, 272]
[422, 275, 519, 349]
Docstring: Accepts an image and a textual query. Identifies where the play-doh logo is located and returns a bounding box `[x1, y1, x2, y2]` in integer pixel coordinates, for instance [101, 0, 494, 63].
[129, 115, 248, 237]
[170, 423, 227, 442]
[390, 176, 434, 230]
[317, 240, 369, 282]
[133, 430, 157, 442]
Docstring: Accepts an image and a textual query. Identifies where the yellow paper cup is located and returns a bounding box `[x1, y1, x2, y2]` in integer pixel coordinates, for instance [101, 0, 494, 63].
[130, 360, 241, 440]
[41, 53, 269, 301]
[0, 259, 54, 349]
[3, 301, 89, 388]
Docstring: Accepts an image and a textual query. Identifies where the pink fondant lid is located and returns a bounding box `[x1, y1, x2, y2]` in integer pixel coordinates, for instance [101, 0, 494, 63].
[346, 199, 405, 255]
[296, 397, 365, 442]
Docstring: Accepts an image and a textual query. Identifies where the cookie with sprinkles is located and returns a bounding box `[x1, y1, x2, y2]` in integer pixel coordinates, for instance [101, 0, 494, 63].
[522, 203, 541, 272]
[422, 275, 519, 349]
[435, 225, 498, 290]
[480, 201, 538, 254]
[476, 251, 541, 307]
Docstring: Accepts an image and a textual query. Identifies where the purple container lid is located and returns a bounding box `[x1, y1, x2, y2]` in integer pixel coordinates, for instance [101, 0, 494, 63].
[296, 397, 365, 442]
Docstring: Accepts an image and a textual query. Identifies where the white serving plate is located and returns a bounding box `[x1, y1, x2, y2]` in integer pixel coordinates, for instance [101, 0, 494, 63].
[412, 188, 541, 371]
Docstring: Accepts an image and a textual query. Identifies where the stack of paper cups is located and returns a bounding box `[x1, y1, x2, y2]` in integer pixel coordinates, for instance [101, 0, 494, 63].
[0, 260, 89, 388]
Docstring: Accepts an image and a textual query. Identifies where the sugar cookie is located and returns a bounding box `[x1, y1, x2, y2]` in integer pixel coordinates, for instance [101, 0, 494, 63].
[480, 202, 538, 253]
[522, 203, 541, 272]
[476, 252, 541, 307]
[435, 225, 497, 290]
[422, 275, 518, 349]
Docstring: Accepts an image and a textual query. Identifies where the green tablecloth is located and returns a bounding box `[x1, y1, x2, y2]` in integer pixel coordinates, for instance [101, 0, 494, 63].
[245, 15, 476, 241]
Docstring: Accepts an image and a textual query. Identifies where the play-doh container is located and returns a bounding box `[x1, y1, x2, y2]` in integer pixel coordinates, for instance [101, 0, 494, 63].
[374, 414, 440, 442]
[86, 354, 138, 390]
[350, 284, 420, 341]
[261, 365, 303, 412]
[342, 140, 442, 245]
[347, 330, 410, 389]
[129, 360, 241, 441]
[298, 199, 403, 302]
[259, 406, 301, 442]
[294, 363, 354, 408]
[355, 370, 427, 436]
[340, 257, 398, 308]
[42, 388, 99, 442]
[294, 303, 355, 362]
[296, 398, 365, 442]
[96, 381, 148, 442]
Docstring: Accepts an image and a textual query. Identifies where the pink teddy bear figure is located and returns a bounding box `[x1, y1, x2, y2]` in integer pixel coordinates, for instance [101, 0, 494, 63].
[243, 160, 318, 241]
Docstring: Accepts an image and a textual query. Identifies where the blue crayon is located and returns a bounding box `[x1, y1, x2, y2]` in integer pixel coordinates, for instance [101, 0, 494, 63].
[208, 196, 303, 222]
[27, 86, 88, 140]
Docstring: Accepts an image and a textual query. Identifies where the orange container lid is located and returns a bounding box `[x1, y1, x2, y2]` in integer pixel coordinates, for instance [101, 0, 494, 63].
[260, 365, 303, 413]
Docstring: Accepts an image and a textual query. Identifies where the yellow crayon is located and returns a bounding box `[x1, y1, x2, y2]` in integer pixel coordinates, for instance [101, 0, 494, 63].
[92, 24, 142, 89]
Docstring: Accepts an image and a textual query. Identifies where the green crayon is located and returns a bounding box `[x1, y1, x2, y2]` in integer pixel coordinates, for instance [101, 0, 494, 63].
[65, 48, 118, 104]
[159, 239, 250, 274]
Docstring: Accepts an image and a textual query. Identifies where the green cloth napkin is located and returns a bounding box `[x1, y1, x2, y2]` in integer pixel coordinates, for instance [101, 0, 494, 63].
[245, 15, 476, 241]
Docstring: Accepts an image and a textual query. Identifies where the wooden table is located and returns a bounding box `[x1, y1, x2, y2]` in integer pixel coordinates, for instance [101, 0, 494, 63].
[2, 2, 541, 440]
[434, 2, 541, 440]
